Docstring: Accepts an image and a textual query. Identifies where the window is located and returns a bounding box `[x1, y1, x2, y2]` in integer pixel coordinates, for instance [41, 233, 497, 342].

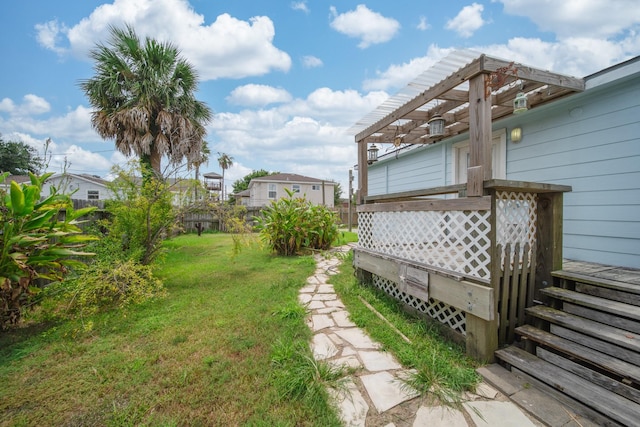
[292, 184, 301, 193]
[312, 185, 320, 191]
[268, 184, 276, 199]
[87, 190, 100, 200]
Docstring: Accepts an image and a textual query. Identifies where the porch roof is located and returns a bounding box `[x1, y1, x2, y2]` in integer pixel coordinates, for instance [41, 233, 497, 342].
[349, 50, 585, 145]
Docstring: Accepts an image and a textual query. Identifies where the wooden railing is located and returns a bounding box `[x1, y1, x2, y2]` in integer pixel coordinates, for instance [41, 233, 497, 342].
[354, 180, 570, 361]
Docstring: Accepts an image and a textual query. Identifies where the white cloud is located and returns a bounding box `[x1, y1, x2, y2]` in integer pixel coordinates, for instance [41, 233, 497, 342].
[291, 1, 309, 13]
[22, 95, 51, 115]
[209, 87, 387, 191]
[226, 84, 293, 107]
[35, 19, 68, 55]
[0, 95, 51, 117]
[36, 0, 291, 80]
[417, 16, 430, 31]
[0, 102, 97, 144]
[363, 46, 454, 91]
[329, 5, 400, 48]
[498, 0, 640, 39]
[0, 98, 15, 113]
[445, 3, 486, 38]
[302, 55, 323, 68]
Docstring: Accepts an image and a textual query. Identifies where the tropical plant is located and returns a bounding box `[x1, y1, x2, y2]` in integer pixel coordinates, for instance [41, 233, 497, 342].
[80, 25, 212, 179]
[255, 189, 339, 256]
[217, 152, 233, 201]
[0, 172, 96, 328]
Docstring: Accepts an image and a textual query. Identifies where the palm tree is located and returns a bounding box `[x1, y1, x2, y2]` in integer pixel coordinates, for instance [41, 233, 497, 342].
[217, 152, 233, 201]
[80, 25, 212, 180]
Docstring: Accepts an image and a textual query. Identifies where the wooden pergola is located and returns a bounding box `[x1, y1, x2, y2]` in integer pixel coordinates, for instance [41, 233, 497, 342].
[350, 51, 587, 361]
[352, 50, 585, 202]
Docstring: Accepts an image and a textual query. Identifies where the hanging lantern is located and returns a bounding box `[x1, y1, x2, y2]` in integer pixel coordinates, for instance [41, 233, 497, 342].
[367, 144, 379, 164]
[427, 114, 445, 137]
[513, 91, 528, 114]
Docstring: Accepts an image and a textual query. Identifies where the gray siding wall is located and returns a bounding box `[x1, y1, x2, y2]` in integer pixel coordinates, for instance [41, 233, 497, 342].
[505, 74, 640, 268]
[365, 64, 640, 268]
[369, 143, 449, 195]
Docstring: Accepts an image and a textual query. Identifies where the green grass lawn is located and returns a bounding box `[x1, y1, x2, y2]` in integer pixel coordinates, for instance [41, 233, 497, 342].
[0, 234, 343, 426]
[0, 230, 477, 426]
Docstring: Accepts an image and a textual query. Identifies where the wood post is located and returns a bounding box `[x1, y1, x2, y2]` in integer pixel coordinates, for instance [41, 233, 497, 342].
[536, 192, 564, 302]
[357, 141, 368, 205]
[467, 74, 492, 197]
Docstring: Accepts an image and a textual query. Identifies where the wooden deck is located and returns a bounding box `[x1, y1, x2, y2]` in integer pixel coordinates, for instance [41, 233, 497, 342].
[560, 259, 640, 286]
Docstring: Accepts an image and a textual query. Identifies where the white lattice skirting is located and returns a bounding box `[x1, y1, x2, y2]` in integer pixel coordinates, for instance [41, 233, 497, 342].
[358, 210, 491, 280]
[372, 274, 466, 335]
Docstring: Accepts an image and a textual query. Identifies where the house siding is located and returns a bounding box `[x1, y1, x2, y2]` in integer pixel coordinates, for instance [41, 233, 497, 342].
[369, 144, 447, 195]
[249, 180, 334, 207]
[41, 175, 112, 201]
[505, 74, 640, 268]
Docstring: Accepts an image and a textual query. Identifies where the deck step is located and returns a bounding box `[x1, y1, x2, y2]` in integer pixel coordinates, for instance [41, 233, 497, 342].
[552, 269, 640, 295]
[515, 324, 640, 383]
[536, 346, 640, 405]
[562, 302, 640, 334]
[575, 282, 640, 306]
[541, 286, 640, 321]
[526, 305, 640, 353]
[495, 345, 640, 426]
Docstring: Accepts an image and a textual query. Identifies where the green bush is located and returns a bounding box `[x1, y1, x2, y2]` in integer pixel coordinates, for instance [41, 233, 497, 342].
[0, 172, 96, 328]
[61, 259, 165, 318]
[103, 164, 177, 265]
[255, 189, 339, 256]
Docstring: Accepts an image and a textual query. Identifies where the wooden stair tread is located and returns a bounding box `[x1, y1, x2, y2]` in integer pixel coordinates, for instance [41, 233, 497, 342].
[526, 305, 640, 353]
[552, 269, 640, 295]
[496, 345, 640, 426]
[537, 347, 640, 405]
[515, 324, 640, 383]
[541, 286, 640, 320]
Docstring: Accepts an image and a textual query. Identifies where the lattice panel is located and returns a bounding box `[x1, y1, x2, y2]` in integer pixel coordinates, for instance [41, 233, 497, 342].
[372, 274, 466, 335]
[495, 191, 537, 264]
[358, 209, 491, 279]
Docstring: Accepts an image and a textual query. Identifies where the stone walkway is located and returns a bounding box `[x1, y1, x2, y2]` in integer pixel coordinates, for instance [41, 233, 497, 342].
[300, 245, 544, 427]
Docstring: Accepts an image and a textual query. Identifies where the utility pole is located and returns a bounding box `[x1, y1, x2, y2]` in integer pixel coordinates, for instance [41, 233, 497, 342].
[348, 169, 353, 232]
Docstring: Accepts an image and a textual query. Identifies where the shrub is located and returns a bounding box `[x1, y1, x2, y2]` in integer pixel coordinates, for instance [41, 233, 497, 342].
[0, 172, 96, 328]
[255, 189, 339, 256]
[61, 259, 165, 318]
[103, 164, 177, 265]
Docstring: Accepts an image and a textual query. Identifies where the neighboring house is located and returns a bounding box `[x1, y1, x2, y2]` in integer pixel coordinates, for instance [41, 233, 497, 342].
[0, 174, 31, 190]
[234, 189, 250, 206]
[241, 173, 335, 208]
[361, 54, 640, 269]
[41, 173, 112, 201]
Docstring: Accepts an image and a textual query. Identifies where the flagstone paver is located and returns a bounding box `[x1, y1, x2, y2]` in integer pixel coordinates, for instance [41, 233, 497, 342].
[302, 245, 544, 427]
[357, 350, 402, 371]
[360, 371, 419, 413]
[330, 379, 369, 427]
[413, 405, 468, 427]
[311, 333, 338, 360]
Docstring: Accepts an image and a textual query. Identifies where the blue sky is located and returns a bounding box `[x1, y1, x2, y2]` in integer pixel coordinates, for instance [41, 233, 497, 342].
[1, 0, 639, 194]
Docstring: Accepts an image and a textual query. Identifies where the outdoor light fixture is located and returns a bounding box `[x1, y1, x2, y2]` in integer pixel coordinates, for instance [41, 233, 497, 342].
[510, 127, 522, 143]
[513, 91, 528, 114]
[367, 144, 379, 164]
[427, 114, 445, 137]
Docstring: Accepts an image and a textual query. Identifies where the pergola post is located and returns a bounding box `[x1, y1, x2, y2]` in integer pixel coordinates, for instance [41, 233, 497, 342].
[357, 140, 368, 204]
[467, 73, 493, 197]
